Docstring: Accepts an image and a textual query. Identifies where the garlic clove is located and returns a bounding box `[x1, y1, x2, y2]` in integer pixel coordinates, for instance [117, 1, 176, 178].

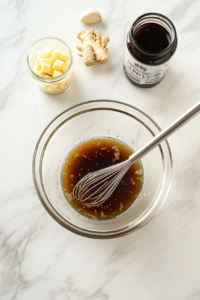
[80, 8, 102, 24]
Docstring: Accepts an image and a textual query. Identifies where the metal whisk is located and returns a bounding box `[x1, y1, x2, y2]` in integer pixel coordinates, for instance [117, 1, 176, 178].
[72, 101, 200, 207]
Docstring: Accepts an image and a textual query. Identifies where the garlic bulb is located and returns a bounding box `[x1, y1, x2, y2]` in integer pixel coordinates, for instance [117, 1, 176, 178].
[80, 8, 102, 24]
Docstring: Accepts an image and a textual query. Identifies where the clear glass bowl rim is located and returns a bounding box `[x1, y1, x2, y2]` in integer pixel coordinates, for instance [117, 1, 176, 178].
[32, 99, 173, 239]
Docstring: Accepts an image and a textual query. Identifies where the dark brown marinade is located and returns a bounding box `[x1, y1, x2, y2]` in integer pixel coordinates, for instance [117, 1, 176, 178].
[124, 14, 178, 88]
[134, 23, 171, 52]
[127, 22, 177, 67]
[62, 138, 143, 219]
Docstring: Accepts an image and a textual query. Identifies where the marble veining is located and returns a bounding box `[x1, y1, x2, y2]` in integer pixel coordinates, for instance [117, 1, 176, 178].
[0, 0, 200, 299]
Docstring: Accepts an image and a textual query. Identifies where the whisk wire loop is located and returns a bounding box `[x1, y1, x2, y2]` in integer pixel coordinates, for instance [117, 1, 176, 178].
[72, 160, 132, 207]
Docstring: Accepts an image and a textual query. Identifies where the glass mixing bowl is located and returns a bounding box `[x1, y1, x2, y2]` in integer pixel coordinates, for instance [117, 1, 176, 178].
[33, 100, 172, 239]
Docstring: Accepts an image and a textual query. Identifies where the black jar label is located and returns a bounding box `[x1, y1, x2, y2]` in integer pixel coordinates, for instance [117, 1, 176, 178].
[124, 48, 169, 85]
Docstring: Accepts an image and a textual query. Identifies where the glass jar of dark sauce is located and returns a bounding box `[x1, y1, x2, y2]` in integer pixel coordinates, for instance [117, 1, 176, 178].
[124, 13, 178, 88]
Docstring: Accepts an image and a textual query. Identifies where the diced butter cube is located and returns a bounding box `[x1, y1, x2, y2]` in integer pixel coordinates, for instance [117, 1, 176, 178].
[59, 80, 68, 89]
[39, 58, 52, 66]
[34, 68, 40, 75]
[50, 54, 58, 64]
[34, 63, 41, 70]
[52, 49, 61, 59]
[48, 67, 54, 76]
[61, 64, 68, 73]
[66, 60, 70, 67]
[45, 47, 53, 54]
[45, 74, 52, 78]
[39, 51, 51, 58]
[38, 59, 42, 67]
[53, 70, 62, 77]
[34, 68, 45, 77]
[61, 60, 70, 73]
[53, 59, 64, 71]
[60, 51, 69, 62]
[40, 72, 46, 77]
[41, 63, 51, 74]
[39, 47, 53, 58]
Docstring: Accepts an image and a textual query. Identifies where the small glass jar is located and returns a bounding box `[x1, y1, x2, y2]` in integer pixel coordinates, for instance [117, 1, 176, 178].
[124, 13, 178, 88]
[27, 37, 74, 94]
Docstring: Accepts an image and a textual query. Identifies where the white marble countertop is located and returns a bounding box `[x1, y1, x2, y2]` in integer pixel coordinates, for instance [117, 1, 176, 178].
[1, 0, 200, 299]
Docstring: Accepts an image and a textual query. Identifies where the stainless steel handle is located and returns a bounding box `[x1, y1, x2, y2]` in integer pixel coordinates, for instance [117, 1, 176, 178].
[129, 101, 200, 164]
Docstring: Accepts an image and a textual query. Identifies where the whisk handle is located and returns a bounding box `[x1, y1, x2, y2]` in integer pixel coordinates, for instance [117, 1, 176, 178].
[129, 101, 200, 164]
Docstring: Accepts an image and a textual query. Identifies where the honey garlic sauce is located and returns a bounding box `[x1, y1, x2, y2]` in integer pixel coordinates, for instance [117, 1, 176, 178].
[62, 138, 143, 219]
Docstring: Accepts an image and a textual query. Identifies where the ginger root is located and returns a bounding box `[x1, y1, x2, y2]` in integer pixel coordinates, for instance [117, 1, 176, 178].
[76, 28, 110, 67]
